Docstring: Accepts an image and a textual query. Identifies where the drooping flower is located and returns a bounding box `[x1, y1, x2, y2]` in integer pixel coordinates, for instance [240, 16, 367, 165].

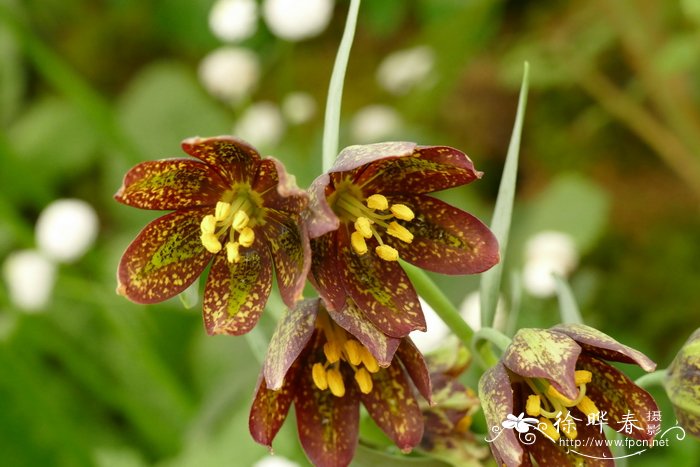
[115, 136, 310, 335]
[479, 324, 659, 467]
[665, 327, 700, 438]
[305, 142, 499, 339]
[249, 298, 431, 467]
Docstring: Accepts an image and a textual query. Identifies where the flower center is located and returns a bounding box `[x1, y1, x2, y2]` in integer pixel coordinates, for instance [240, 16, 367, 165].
[524, 370, 601, 441]
[199, 186, 262, 263]
[311, 312, 380, 397]
[330, 179, 415, 262]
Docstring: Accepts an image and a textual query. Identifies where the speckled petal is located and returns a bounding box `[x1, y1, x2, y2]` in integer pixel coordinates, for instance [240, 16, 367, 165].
[527, 424, 613, 467]
[396, 338, 432, 403]
[330, 141, 417, 174]
[249, 361, 301, 448]
[577, 353, 659, 442]
[309, 232, 346, 312]
[386, 195, 499, 275]
[259, 209, 310, 307]
[337, 226, 426, 338]
[552, 324, 657, 372]
[114, 159, 228, 210]
[202, 235, 272, 335]
[666, 328, 700, 437]
[254, 158, 308, 214]
[181, 136, 260, 184]
[360, 364, 424, 452]
[478, 363, 523, 467]
[117, 209, 212, 303]
[325, 301, 400, 367]
[264, 299, 319, 390]
[305, 173, 340, 239]
[358, 145, 481, 195]
[502, 328, 581, 400]
[294, 346, 360, 467]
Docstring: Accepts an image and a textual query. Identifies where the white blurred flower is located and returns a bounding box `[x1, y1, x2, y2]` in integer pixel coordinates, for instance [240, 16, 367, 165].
[409, 297, 449, 354]
[253, 455, 300, 467]
[523, 231, 579, 297]
[262, 0, 334, 41]
[282, 92, 316, 124]
[209, 0, 258, 43]
[376, 46, 435, 95]
[198, 46, 260, 103]
[234, 101, 286, 148]
[350, 105, 402, 143]
[36, 198, 99, 263]
[3, 250, 56, 312]
[459, 291, 507, 331]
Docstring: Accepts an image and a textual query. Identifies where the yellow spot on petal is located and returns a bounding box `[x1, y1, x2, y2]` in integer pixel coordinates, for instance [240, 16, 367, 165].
[574, 370, 592, 385]
[351, 231, 368, 255]
[201, 233, 222, 253]
[238, 227, 255, 247]
[354, 217, 373, 239]
[366, 194, 388, 211]
[344, 340, 362, 366]
[327, 368, 345, 397]
[526, 395, 541, 416]
[225, 241, 240, 263]
[215, 201, 232, 221]
[376, 244, 399, 261]
[354, 367, 373, 394]
[386, 221, 414, 243]
[312, 363, 328, 390]
[231, 210, 249, 231]
[390, 203, 414, 221]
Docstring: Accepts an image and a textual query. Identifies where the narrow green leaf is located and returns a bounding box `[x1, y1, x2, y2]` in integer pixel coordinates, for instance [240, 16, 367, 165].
[554, 274, 583, 324]
[480, 62, 530, 328]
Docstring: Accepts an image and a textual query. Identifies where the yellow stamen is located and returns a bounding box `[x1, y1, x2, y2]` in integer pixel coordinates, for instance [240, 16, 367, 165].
[539, 417, 561, 441]
[231, 210, 249, 231]
[327, 368, 345, 397]
[200, 214, 217, 234]
[577, 396, 600, 419]
[526, 395, 541, 417]
[350, 231, 368, 255]
[390, 203, 415, 221]
[312, 363, 328, 390]
[575, 370, 592, 385]
[324, 341, 341, 364]
[561, 410, 578, 440]
[201, 233, 222, 253]
[546, 384, 577, 406]
[376, 244, 399, 261]
[225, 241, 240, 263]
[354, 368, 373, 394]
[456, 415, 472, 433]
[386, 221, 414, 243]
[238, 227, 255, 247]
[215, 201, 232, 221]
[366, 194, 388, 211]
[354, 217, 373, 239]
[344, 340, 362, 366]
[360, 347, 379, 373]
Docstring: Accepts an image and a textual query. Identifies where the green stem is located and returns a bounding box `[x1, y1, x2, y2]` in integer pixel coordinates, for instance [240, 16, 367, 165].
[554, 274, 583, 325]
[472, 327, 511, 368]
[322, 0, 361, 171]
[635, 369, 668, 389]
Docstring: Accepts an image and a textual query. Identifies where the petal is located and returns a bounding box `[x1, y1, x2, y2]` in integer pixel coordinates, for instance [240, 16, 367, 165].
[294, 351, 360, 467]
[330, 141, 417, 173]
[308, 232, 346, 312]
[337, 226, 426, 338]
[117, 209, 211, 303]
[263, 300, 319, 390]
[325, 300, 400, 367]
[526, 426, 613, 467]
[386, 195, 499, 274]
[202, 235, 272, 335]
[181, 136, 260, 184]
[114, 159, 228, 210]
[396, 338, 432, 403]
[249, 362, 300, 448]
[358, 145, 481, 195]
[577, 354, 659, 442]
[254, 158, 308, 214]
[666, 329, 700, 437]
[478, 363, 524, 467]
[305, 173, 340, 239]
[258, 209, 310, 307]
[552, 324, 657, 372]
[360, 363, 424, 452]
[502, 328, 581, 400]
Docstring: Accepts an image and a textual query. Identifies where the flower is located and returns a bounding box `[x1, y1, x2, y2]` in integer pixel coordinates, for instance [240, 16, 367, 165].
[115, 136, 310, 335]
[262, 0, 335, 41]
[208, 0, 258, 43]
[665, 327, 700, 438]
[376, 46, 436, 95]
[2, 249, 56, 312]
[305, 142, 499, 339]
[522, 230, 578, 298]
[198, 47, 260, 103]
[249, 298, 431, 467]
[233, 101, 286, 149]
[480, 324, 659, 466]
[35, 198, 99, 263]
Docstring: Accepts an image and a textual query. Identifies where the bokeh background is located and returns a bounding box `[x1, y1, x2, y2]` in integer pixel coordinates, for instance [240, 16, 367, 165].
[1, 0, 699, 465]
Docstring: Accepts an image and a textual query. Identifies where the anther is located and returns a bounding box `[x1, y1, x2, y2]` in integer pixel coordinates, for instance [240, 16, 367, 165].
[226, 242, 240, 263]
[327, 368, 345, 397]
[201, 233, 222, 253]
[456, 415, 472, 433]
[231, 210, 249, 231]
[526, 395, 541, 417]
[546, 384, 577, 406]
[238, 227, 255, 247]
[312, 363, 328, 390]
[215, 201, 232, 221]
[344, 340, 363, 366]
[390, 203, 415, 221]
[324, 341, 341, 364]
[538, 417, 560, 441]
[574, 370, 592, 385]
[386, 221, 413, 243]
[366, 194, 388, 211]
[354, 368, 373, 394]
[354, 217, 373, 239]
[360, 347, 379, 373]
[350, 231, 368, 255]
[200, 215, 217, 234]
[376, 244, 399, 261]
[576, 396, 600, 419]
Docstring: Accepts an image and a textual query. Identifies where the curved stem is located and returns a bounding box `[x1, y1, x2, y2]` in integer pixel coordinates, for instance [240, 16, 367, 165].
[472, 327, 511, 369]
[635, 369, 668, 389]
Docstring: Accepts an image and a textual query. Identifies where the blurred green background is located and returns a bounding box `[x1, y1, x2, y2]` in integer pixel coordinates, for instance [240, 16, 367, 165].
[1, 0, 699, 465]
